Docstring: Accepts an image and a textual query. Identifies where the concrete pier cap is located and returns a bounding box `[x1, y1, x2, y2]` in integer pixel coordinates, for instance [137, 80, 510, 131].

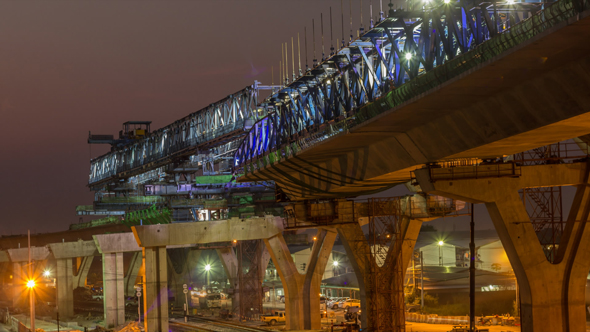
[132, 216, 284, 247]
[7, 246, 51, 262]
[93, 232, 141, 253]
[48, 239, 99, 258]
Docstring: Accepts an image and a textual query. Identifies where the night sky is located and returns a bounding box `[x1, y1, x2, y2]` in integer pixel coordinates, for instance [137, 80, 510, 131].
[0, 1, 566, 235]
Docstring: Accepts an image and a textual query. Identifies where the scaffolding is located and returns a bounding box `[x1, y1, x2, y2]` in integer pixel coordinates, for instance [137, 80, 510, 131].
[237, 239, 263, 320]
[515, 144, 566, 263]
[367, 197, 405, 332]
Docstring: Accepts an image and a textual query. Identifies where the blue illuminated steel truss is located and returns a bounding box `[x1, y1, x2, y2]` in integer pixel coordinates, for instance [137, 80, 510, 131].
[235, 0, 587, 171]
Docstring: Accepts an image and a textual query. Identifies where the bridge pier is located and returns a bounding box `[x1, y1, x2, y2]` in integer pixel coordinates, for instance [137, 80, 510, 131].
[338, 215, 425, 330]
[93, 233, 142, 329]
[102, 252, 125, 328]
[415, 162, 590, 332]
[217, 247, 239, 314]
[12, 262, 27, 308]
[56, 259, 74, 318]
[143, 246, 169, 332]
[7, 247, 51, 310]
[264, 229, 336, 330]
[73, 256, 94, 290]
[49, 240, 99, 319]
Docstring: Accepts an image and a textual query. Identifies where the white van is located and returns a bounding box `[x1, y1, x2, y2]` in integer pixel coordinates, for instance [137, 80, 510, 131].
[206, 293, 222, 308]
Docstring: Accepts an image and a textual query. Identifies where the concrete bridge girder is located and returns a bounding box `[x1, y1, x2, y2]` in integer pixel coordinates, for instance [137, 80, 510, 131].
[414, 162, 590, 332]
[240, 13, 590, 200]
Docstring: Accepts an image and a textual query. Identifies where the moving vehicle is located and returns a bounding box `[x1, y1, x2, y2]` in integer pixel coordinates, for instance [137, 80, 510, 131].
[206, 293, 222, 308]
[261, 311, 286, 326]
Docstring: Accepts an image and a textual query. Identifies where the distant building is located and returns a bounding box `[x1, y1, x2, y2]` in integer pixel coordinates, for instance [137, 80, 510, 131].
[476, 240, 512, 273]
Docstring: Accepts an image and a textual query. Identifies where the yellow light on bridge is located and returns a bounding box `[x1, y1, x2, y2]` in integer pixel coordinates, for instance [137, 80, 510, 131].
[26, 280, 36, 288]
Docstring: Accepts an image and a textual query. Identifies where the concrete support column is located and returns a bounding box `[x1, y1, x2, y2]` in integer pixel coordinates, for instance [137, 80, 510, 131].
[73, 256, 93, 290]
[338, 215, 424, 329]
[56, 259, 74, 318]
[102, 252, 125, 328]
[415, 163, 590, 332]
[125, 252, 142, 297]
[264, 229, 336, 330]
[12, 262, 26, 308]
[217, 247, 238, 314]
[143, 247, 168, 332]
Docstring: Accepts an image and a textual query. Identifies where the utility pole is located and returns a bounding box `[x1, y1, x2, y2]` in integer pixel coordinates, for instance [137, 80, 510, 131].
[470, 203, 476, 332]
[28, 230, 35, 332]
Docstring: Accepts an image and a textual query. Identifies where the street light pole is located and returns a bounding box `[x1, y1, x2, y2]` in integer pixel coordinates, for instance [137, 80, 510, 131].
[438, 241, 444, 266]
[28, 230, 35, 332]
[469, 203, 476, 332]
[420, 251, 424, 310]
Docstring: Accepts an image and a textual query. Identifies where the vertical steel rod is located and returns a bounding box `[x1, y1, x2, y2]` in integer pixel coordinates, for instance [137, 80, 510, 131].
[470, 203, 476, 331]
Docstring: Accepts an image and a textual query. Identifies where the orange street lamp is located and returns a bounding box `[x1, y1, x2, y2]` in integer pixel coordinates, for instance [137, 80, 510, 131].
[27, 279, 36, 332]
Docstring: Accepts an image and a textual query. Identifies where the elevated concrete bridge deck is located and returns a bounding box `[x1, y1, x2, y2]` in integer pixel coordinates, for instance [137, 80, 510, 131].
[239, 8, 590, 200]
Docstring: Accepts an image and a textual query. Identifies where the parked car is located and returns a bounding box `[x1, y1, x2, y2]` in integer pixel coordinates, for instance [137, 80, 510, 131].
[331, 297, 350, 309]
[327, 297, 341, 309]
[125, 296, 138, 307]
[277, 295, 285, 303]
[342, 299, 361, 308]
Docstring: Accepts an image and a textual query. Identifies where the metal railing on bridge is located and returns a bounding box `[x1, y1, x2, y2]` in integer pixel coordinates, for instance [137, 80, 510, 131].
[235, 0, 590, 174]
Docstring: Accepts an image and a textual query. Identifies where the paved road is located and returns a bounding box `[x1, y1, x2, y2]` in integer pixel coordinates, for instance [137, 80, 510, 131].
[405, 322, 520, 332]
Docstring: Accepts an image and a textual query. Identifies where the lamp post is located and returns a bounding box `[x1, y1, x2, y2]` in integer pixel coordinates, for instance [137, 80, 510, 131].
[27, 230, 35, 332]
[332, 260, 339, 277]
[27, 280, 35, 332]
[205, 264, 211, 287]
[438, 241, 444, 266]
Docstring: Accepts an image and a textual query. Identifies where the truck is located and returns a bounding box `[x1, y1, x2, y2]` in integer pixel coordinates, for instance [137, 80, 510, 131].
[260, 311, 286, 326]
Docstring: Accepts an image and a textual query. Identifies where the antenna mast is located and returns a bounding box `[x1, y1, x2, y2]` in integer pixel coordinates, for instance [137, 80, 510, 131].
[298, 33, 302, 76]
[321, 13, 325, 61]
[330, 7, 335, 55]
[312, 19, 317, 66]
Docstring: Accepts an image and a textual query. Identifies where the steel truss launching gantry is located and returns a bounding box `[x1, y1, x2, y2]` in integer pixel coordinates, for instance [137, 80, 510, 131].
[234, 0, 584, 170]
[88, 83, 274, 186]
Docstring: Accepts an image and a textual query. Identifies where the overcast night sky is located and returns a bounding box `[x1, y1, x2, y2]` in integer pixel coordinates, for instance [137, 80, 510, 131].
[0, 0, 569, 236]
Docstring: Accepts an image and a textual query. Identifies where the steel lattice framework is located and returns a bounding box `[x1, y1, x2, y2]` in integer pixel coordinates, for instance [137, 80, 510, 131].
[237, 239, 263, 321]
[235, 0, 588, 172]
[516, 145, 565, 263]
[367, 197, 405, 332]
[89, 85, 265, 185]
